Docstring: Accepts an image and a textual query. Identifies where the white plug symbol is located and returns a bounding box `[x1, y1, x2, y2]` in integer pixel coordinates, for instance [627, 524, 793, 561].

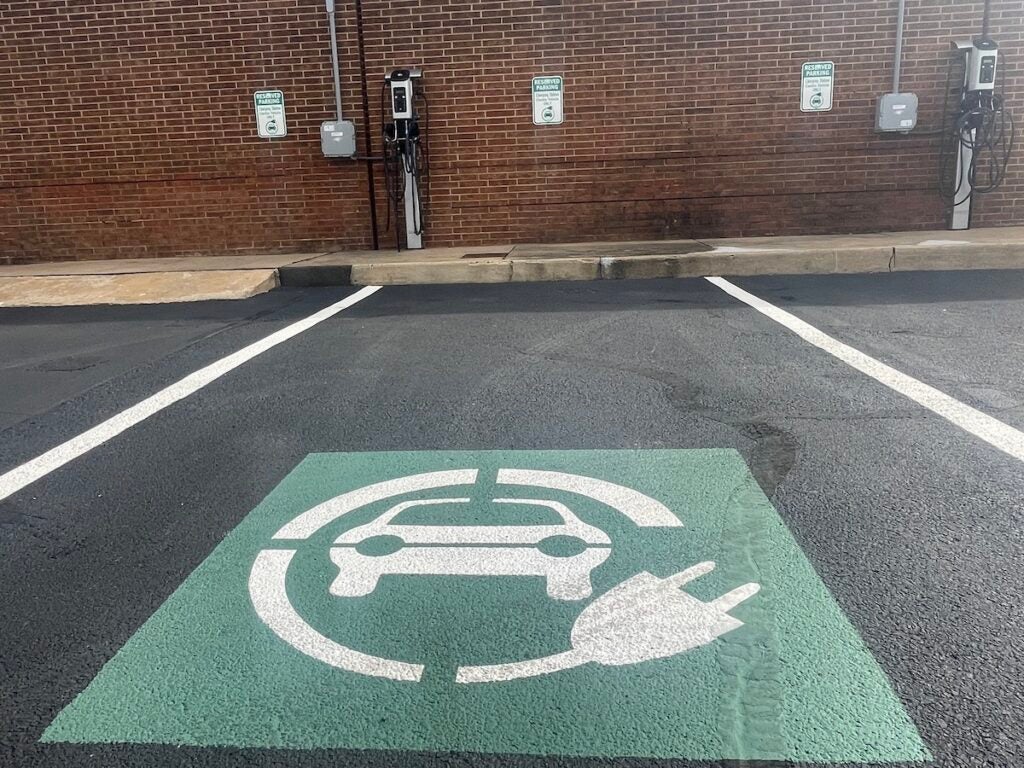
[570, 561, 759, 666]
[456, 561, 759, 683]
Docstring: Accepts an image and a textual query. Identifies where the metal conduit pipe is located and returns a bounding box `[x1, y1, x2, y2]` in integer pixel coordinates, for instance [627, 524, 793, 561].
[891, 0, 907, 93]
[325, 0, 344, 121]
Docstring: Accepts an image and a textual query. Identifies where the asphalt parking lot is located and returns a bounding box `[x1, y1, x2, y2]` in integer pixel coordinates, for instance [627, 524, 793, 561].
[2, 270, 1023, 768]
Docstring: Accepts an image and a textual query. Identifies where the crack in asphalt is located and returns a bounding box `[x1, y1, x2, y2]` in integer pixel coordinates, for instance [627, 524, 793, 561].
[516, 348, 801, 499]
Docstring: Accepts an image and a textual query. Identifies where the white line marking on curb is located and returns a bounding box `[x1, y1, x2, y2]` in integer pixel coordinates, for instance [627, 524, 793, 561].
[706, 276, 1024, 463]
[0, 285, 383, 503]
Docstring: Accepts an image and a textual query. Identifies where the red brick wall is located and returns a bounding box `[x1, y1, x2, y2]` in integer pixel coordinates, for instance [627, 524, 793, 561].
[1, 0, 1021, 263]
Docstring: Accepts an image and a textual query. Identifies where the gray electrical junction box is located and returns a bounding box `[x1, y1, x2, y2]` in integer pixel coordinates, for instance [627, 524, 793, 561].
[321, 119, 357, 158]
[876, 92, 919, 133]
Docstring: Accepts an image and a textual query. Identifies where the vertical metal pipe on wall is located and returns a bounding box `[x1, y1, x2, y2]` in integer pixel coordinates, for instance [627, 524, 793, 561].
[326, 0, 344, 121]
[354, 0, 380, 250]
[891, 0, 907, 93]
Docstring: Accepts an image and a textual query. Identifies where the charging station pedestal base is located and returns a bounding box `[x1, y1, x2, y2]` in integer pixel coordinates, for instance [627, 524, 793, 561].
[384, 67, 425, 250]
[950, 130, 975, 231]
[950, 40, 977, 231]
[404, 169, 423, 250]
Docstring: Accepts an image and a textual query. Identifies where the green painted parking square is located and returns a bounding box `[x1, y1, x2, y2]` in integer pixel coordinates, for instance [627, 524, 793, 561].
[43, 449, 929, 762]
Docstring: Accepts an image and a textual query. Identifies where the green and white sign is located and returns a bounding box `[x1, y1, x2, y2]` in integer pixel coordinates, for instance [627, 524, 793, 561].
[801, 61, 835, 112]
[253, 89, 287, 138]
[44, 450, 929, 763]
[532, 76, 564, 125]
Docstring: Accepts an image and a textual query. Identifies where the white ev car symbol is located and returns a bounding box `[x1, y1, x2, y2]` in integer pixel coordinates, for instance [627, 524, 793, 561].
[251, 467, 758, 684]
[330, 497, 612, 600]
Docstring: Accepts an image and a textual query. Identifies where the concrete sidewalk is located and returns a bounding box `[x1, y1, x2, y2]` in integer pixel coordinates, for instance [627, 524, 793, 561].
[2, 227, 1024, 306]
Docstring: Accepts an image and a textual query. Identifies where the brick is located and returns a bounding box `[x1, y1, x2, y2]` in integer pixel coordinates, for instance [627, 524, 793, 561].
[0, 0, 1021, 263]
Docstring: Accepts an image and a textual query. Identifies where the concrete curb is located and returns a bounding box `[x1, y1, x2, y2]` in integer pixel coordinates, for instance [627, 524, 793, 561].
[278, 263, 352, 287]
[0, 270, 280, 307]
[5, 233, 1023, 301]
[349, 259, 514, 286]
[340, 243, 1024, 287]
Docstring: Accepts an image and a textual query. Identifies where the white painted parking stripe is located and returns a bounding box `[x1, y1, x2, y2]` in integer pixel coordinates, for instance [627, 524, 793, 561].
[707, 276, 1024, 464]
[0, 285, 383, 503]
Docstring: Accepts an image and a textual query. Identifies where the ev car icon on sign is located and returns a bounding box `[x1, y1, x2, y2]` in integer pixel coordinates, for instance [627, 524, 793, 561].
[532, 76, 564, 125]
[249, 466, 760, 684]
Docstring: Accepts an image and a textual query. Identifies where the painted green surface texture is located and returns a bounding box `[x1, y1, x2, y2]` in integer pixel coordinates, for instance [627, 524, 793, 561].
[43, 450, 929, 762]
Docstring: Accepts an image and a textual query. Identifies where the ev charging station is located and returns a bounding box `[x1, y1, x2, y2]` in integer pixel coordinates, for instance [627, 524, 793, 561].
[382, 68, 428, 250]
[317, 0, 429, 251]
[936, 0, 1015, 231]
[875, 0, 1014, 232]
[943, 35, 1013, 230]
[313, 0, 1015, 250]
